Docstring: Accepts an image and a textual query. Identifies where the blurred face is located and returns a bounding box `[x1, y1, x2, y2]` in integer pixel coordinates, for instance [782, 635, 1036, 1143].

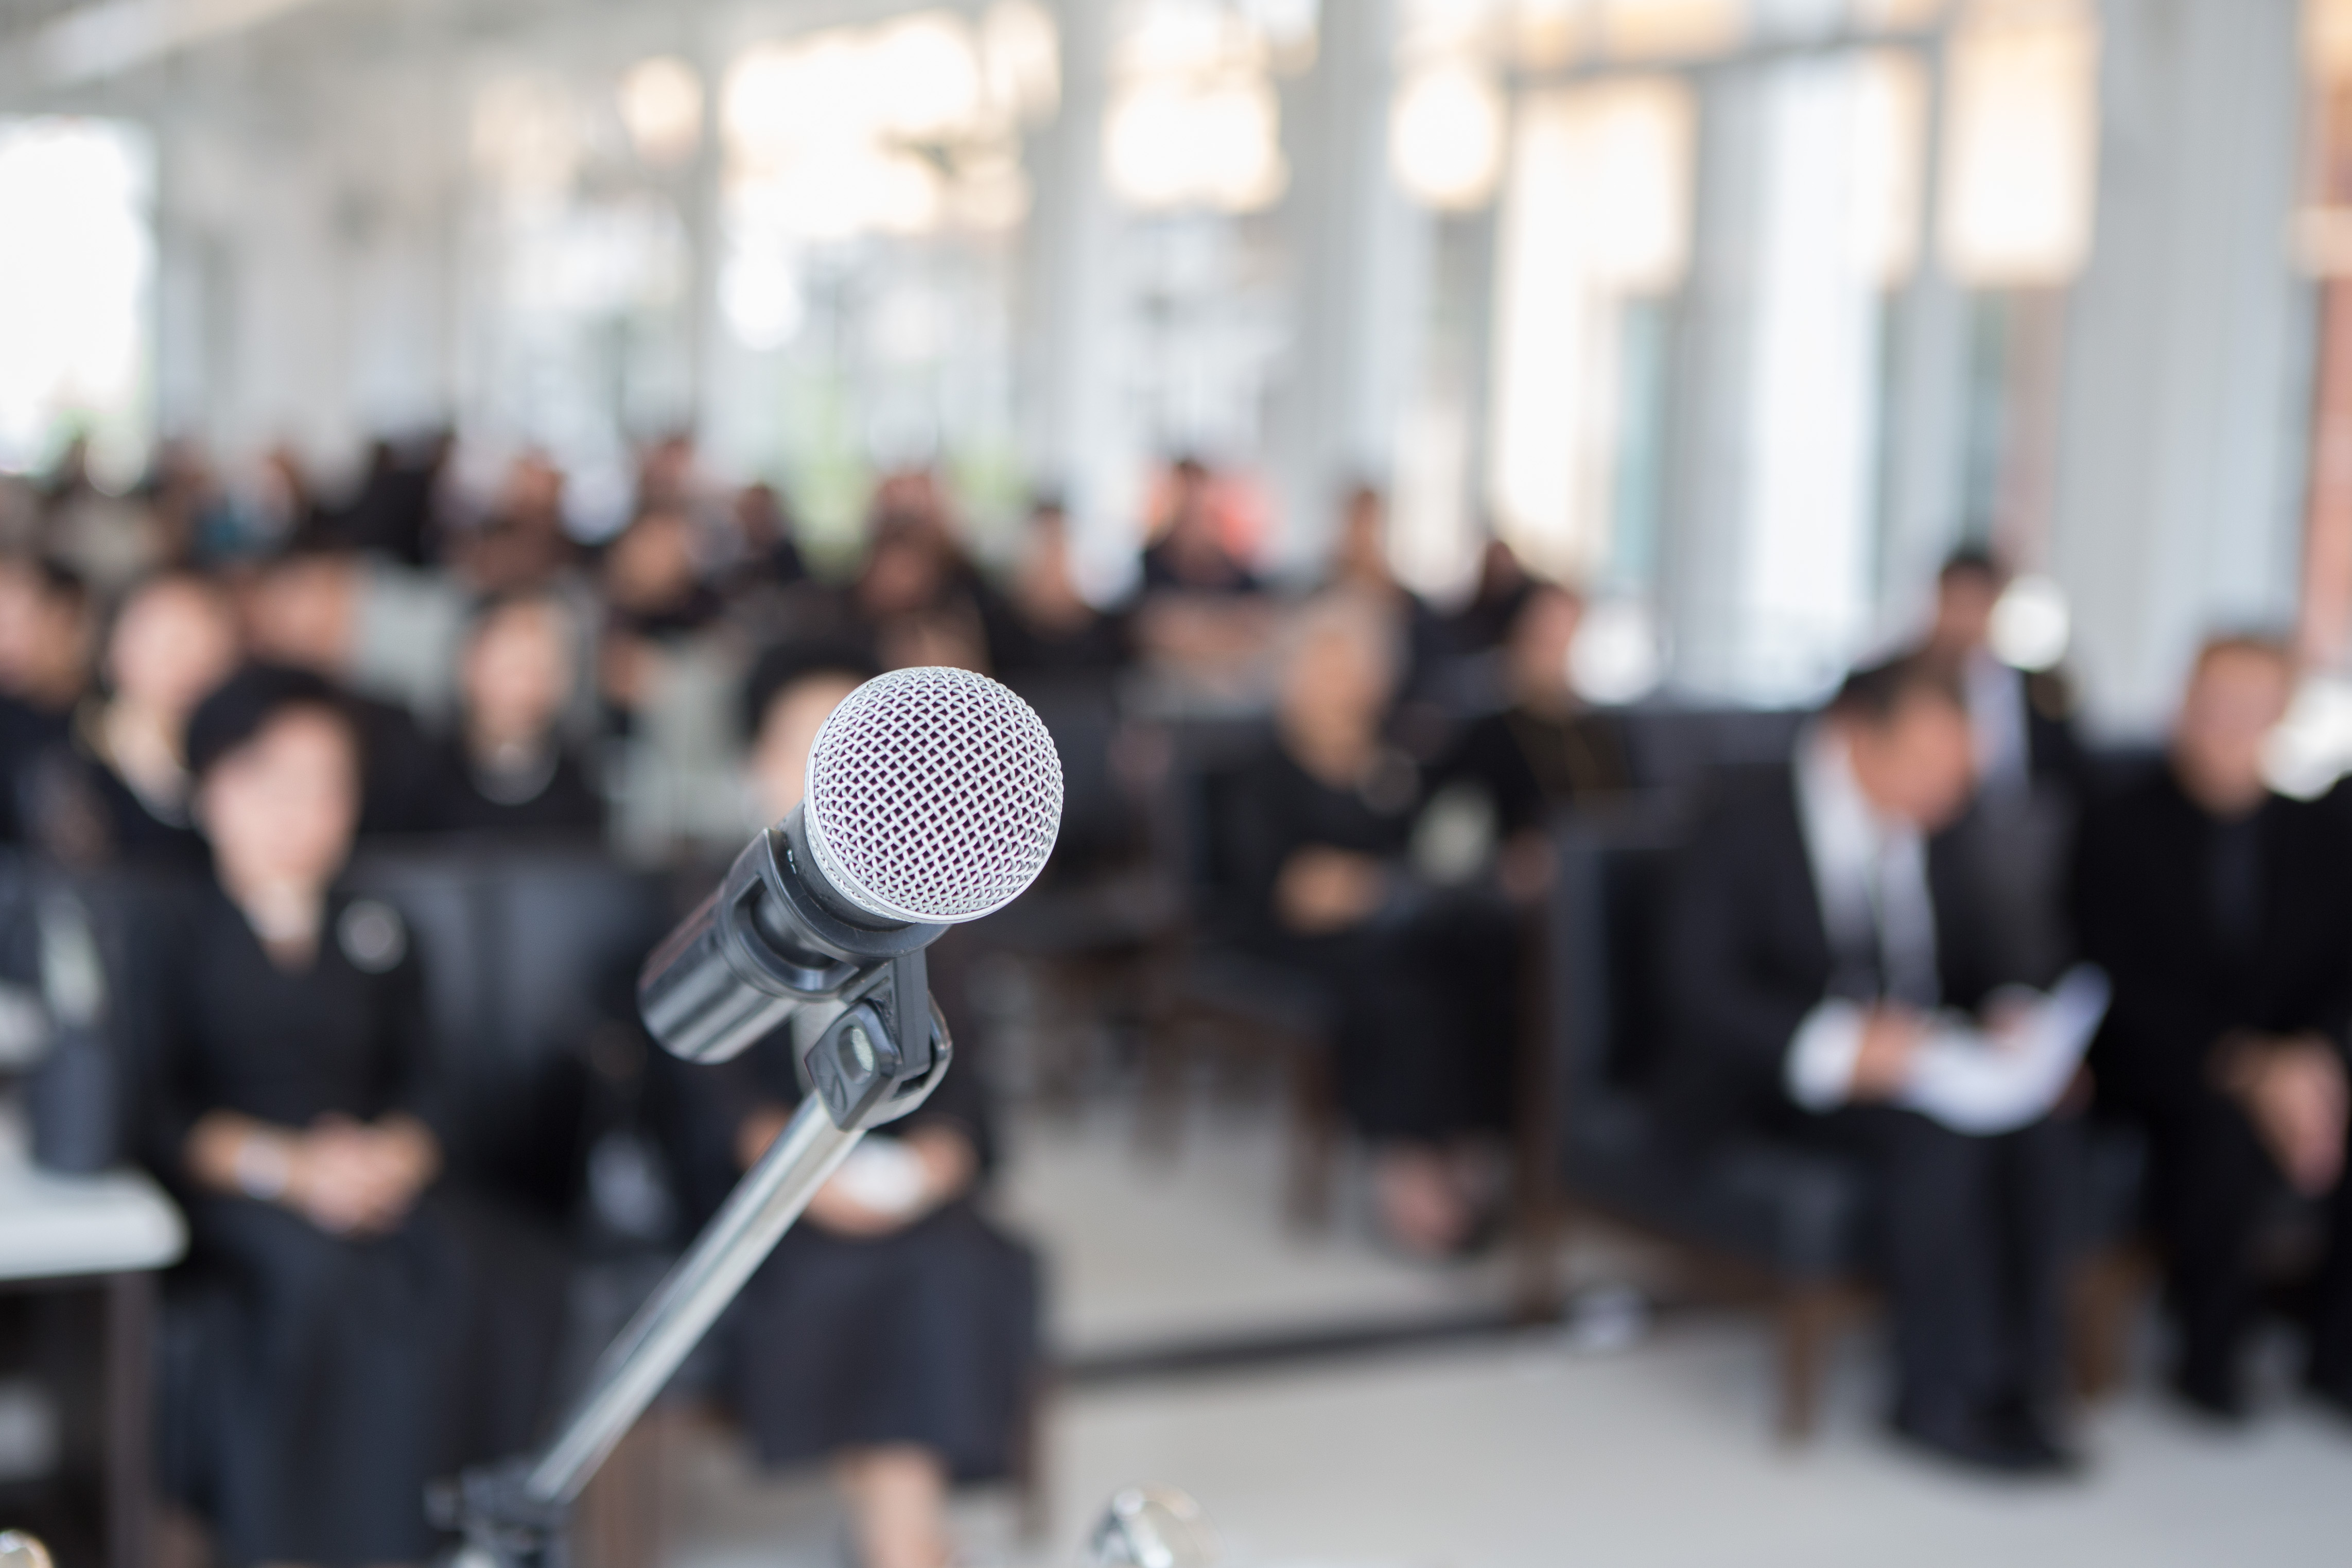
[860, 531, 946, 617]
[246, 557, 354, 673]
[1506, 589, 1584, 705]
[110, 579, 240, 721]
[0, 566, 90, 703]
[197, 707, 361, 893]
[1932, 570, 2002, 656]
[1280, 616, 1396, 754]
[465, 600, 574, 745]
[2173, 644, 2295, 815]
[750, 672, 863, 823]
[1844, 692, 1978, 831]
[606, 512, 698, 611]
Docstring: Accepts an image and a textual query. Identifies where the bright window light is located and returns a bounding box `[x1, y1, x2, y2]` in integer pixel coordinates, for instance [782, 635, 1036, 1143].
[1391, 59, 1508, 210]
[1941, 3, 2099, 286]
[1487, 79, 1693, 580]
[618, 56, 704, 169]
[0, 117, 152, 483]
[1103, 0, 1294, 213]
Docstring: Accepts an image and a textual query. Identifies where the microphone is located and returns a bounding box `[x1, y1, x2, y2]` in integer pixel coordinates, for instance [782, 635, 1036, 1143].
[439, 669, 1065, 1545]
[636, 663, 1064, 1088]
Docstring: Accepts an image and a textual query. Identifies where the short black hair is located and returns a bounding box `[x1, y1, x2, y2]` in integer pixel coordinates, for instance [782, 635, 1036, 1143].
[1827, 653, 1966, 727]
[740, 639, 879, 743]
[1938, 546, 2006, 585]
[185, 664, 356, 781]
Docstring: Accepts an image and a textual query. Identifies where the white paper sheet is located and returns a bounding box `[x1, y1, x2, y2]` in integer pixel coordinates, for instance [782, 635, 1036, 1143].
[1896, 965, 2111, 1135]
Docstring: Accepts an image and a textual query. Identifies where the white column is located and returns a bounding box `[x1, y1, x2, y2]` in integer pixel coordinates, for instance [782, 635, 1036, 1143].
[1019, 0, 1130, 592]
[2049, 0, 2309, 734]
[1268, 0, 1424, 578]
[1876, 36, 1969, 619]
[1659, 66, 1770, 696]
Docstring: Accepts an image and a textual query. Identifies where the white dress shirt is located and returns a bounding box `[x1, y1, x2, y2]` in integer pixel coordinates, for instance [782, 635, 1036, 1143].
[1783, 722, 1941, 1111]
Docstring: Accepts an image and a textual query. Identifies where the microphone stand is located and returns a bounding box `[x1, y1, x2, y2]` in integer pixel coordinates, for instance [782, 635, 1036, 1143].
[434, 948, 946, 1568]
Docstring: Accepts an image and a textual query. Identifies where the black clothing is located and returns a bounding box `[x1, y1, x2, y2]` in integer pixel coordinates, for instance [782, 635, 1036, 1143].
[985, 600, 1135, 682]
[1664, 764, 2071, 1428]
[2074, 769, 2352, 1392]
[417, 735, 605, 840]
[1661, 766, 2035, 1137]
[1436, 705, 1629, 838]
[0, 696, 71, 847]
[133, 881, 560, 1567]
[1140, 538, 1259, 597]
[684, 957, 1039, 1482]
[8, 705, 211, 870]
[1226, 745, 1517, 1143]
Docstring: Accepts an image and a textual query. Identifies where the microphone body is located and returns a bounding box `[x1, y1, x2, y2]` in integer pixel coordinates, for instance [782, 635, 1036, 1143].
[637, 805, 942, 1067]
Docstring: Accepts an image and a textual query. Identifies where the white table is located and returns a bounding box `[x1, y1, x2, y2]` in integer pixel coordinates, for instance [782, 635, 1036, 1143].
[0, 1105, 184, 1568]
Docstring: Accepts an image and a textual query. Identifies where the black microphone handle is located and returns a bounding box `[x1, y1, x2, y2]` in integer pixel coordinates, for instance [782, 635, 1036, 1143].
[636, 805, 946, 1065]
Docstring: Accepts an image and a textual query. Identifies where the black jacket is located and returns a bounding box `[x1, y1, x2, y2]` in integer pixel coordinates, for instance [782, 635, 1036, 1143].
[2074, 768, 2352, 1121]
[1661, 764, 2036, 1139]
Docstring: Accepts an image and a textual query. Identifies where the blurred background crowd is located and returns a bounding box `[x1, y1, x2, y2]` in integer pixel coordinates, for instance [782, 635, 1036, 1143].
[8, 0, 2352, 1565]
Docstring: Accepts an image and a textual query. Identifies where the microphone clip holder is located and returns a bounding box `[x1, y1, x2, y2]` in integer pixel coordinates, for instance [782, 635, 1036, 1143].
[435, 939, 947, 1568]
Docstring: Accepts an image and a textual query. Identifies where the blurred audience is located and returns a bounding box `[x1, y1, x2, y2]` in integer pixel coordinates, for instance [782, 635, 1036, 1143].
[1665, 655, 2078, 1474]
[2075, 635, 2352, 1421]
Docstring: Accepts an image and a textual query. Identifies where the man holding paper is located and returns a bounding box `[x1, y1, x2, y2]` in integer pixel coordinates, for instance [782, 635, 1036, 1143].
[1666, 655, 2089, 1475]
[2075, 635, 2352, 1423]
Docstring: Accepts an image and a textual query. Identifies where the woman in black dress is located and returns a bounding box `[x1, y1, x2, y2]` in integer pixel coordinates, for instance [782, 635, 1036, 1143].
[1230, 593, 1519, 1257]
[136, 666, 557, 1567]
[685, 646, 1037, 1568]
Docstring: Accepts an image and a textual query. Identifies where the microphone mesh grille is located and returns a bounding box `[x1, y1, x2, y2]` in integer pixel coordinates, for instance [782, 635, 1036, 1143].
[804, 666, 1065, 924]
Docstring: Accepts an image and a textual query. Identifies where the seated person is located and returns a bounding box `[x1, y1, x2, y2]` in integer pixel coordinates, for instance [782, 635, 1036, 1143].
[1139, 456, 1257, 596]
[1920, 549, 2085, 803]
[39, 570, 241, 869]
[1229, 593, 1518, 1257]
[132, 665, 560, 1567]
[1436, 581, 1630, 897]
[0, 557, 94, 844]
[2075, 635, 2352, 1419]
[685, 644, 1038, 1568]
[984, 496, 1133, 681]
[420, 591, 603, 838]
[240, 550, 438, 834]
[1664, 654, 2078, 1473]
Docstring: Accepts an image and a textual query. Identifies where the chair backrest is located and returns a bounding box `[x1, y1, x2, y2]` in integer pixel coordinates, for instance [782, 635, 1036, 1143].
[345, 842, 670, 1214]
[1143, 717, 1275, 938]
[1613, 706, 1808, 791]
[1546, 796, 1694, 1111]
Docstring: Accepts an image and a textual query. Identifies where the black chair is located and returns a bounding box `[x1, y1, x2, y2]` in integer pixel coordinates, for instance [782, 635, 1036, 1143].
[1539, 795, 2148, 1438]
[1135, 726, 1343, 1228]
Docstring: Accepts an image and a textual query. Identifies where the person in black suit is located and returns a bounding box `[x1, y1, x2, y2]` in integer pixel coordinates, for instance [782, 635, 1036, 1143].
[1923, 549, 2085, 802]
[1665, 654, 2079, 1473]
[2075, 634, 2352, 1420]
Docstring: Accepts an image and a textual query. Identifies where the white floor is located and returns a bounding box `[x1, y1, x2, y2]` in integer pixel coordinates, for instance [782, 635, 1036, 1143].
[661, 1098, 2352, 1568]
